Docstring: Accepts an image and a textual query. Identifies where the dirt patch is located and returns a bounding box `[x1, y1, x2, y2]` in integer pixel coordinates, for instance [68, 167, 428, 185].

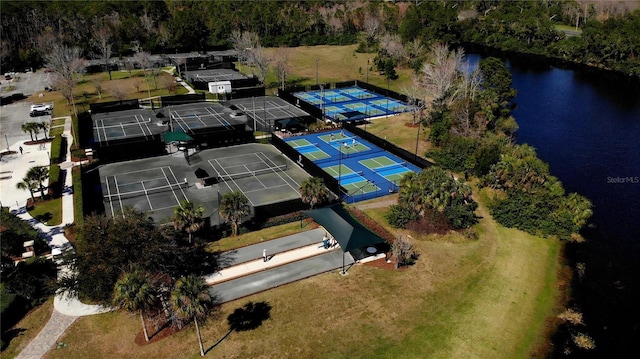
[362, 256, 406, 271]
[405, 122, 420, 128]
[135, 323, 180, 346]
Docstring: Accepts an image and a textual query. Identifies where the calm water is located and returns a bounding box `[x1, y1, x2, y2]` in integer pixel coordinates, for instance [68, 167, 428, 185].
[467, 54, 640, 356]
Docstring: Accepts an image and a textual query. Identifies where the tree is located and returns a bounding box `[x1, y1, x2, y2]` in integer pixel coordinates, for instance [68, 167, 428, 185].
[92, 79, 104, 99]
[16, 177, 37, 204]
[93, 26, 114, 80]
[44, 45, 86, 116]
[300, 177, 328, 209]
[26, 166, 49, 200]
[479, 57, 517, 118]
[394, 167, 478, 229]
[133, 50, 154, 100]
[391, 235, 416, 269]
[219, 191, 250, 236]
[113, 269, 157, 342]
[173, 201, 205, 244]
[274, 46, 289, 90]
[171, 275, 213, 357]
[21, 122, 36, 141]
[418, 43, 465, 108]
[108, 83, 128, 104]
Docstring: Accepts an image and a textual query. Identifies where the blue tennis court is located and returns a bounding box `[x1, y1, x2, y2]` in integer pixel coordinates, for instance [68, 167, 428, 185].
[284, 129, 422, 202]
[292, 86, 413, 122]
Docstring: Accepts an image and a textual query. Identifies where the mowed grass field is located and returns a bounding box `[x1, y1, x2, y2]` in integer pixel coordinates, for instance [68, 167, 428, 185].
[10, 45, 563, 359]
[43, 196, 561, 359]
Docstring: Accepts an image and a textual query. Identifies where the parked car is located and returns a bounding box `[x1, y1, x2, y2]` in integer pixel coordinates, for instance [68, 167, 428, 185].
[30, 103, 52, 117]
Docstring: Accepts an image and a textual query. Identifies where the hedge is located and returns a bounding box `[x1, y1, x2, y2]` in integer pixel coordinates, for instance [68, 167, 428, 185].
[49, 134, 67, 164]
[47, 164, 62, 197]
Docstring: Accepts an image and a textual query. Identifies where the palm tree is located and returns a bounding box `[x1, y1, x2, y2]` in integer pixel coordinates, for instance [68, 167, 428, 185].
[300, 177, 328, 209]
[171, 275, 212, 357]
[26, 166, 49, 200]
[21, 122, 35, 141]
[113, 269, 157, 342]
[38, 122, 49, 140]
[219, 191, 250, 236]
[173, 200, 205, 244]
[16, 177, 37, 204]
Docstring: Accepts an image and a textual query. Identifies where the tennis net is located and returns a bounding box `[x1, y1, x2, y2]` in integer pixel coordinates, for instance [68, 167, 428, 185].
[218, 164, 287, 181]
[372, 162, 407, 173]
[104, 181, 187, 201]
[336, 171, 363, 180]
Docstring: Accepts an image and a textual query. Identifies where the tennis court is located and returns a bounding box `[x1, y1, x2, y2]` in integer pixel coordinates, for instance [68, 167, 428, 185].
[292, 86, 413, 122]
[206, 149, 305, 206]
[359, 156, 414, 183]
[226, 97, 310, 132]
[102, 166, 189, 218]
[98, 143, 311, 222]
[92, 109, 167, 145]
[169, 102, 244, 132]
[284, 129, 422, 202]
[286, 138, 331, 161]
[321, 164, 381, 198]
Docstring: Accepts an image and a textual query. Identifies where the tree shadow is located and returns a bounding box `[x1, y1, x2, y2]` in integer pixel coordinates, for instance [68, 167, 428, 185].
[33, 212, 52, 223]
[1, 328, 26, 350]
[205, 301, 271, 354]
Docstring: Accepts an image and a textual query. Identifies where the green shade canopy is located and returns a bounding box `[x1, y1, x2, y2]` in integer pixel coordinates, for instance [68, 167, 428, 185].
[164, 131, 193, 143]
[304, 204, 387, 257]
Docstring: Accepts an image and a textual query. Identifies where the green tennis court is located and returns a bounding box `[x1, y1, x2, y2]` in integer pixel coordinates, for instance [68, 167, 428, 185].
[318, 132, 371, 154]
[359, 156, 412, 183]
[288, 138, 331, 161]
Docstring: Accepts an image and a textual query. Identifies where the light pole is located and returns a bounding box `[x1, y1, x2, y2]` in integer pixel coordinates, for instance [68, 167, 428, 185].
[315, 58, 319, 85]
[415, 117, 421, 162]
[338, 145, 342, 199]
[366, 57, 369, 83]
[386, 76, 390, 116]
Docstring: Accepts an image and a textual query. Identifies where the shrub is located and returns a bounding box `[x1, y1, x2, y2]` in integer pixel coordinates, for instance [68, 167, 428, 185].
[47, 164, 62, 197]
[49, 135, 67, 164]
[72, 166, 83, 226]
[50, 135, 62, 163]
[385, 204, 419, 228]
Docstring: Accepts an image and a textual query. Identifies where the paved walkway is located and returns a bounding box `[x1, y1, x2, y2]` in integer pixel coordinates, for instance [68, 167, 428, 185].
[1, 117, 111, 359]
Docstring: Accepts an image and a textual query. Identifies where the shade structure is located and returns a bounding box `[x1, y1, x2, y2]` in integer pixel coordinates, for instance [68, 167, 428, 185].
[303, 204, 387, 260]
[164, 130, 193, 143]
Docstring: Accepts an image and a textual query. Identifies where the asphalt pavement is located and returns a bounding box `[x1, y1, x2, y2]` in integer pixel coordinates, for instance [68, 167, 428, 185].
[210, 249, 354, 303]
[217, 227, 328, 267]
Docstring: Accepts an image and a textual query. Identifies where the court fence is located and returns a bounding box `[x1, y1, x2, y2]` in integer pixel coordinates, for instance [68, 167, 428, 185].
[353, 81, 410, 104]
[161, 93, 206, 107]
[344, 123, 433, 170]
[278, 88, 322, 120]
[270, 133, 344, 202]
[90, 99, 140, 114]
[279, 80, 411, 122]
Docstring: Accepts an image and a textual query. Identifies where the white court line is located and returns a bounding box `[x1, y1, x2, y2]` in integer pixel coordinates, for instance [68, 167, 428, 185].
[114, 175, 125, 217]
[140, 181, 154, 211]
[165, 167, 189, 203]
[242, 164, 267, 189]
[211, 158, 255, 206]
[254, 152, 300, 195]
[160, 167, 183, 207]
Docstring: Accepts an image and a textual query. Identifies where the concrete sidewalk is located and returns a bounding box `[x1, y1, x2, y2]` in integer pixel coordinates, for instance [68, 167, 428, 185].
[4, 117, 112, 359]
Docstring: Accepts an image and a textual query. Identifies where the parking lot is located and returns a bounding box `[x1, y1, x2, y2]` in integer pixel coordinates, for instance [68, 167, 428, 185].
[0, 71, 55, 148]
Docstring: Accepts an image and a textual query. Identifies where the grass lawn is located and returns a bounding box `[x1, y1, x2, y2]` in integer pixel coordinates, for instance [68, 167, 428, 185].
[28, 196, 62, 226]
[205, 220, 318, 253]
[2, 298, 53, 358]
[240, 44, 416, 93]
